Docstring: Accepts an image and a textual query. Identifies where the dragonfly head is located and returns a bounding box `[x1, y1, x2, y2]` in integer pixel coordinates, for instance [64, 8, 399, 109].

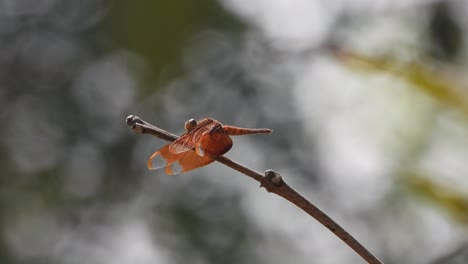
[184, 118, 198, 132]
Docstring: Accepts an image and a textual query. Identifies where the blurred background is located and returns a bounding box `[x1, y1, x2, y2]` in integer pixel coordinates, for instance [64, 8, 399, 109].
[1, 0, 468, 263]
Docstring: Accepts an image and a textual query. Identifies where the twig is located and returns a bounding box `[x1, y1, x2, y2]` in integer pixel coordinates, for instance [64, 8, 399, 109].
[126, 115, 383, 264]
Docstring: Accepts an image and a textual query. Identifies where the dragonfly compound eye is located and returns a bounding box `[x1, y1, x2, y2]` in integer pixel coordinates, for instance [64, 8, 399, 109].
[184, 118, 198, 132]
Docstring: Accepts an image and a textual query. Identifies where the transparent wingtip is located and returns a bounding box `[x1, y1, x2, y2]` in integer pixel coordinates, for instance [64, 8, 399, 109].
[166, 161, 183, 175]
[147, 152, 166, 170]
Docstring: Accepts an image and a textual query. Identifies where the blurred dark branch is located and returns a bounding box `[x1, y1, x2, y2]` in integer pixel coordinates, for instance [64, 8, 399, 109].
[126, 115, 383, 264]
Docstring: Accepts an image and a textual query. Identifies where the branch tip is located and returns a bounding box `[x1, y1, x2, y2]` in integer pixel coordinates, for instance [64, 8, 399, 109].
[126, 115, 137, 126]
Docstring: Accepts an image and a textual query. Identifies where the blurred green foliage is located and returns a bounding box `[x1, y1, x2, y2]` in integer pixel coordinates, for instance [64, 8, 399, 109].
[337, 49, 468, 226]
[403, 171, 468, 224]
[336, 50, 468, 117]
[103, 0, 243, 93]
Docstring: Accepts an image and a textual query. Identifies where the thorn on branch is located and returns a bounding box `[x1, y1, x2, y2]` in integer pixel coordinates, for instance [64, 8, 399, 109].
[260, 169, 284, 191]
[265, 169, 283, 185]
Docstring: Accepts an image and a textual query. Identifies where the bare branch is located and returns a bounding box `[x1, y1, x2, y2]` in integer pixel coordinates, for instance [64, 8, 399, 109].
[126, 115, 383, 264]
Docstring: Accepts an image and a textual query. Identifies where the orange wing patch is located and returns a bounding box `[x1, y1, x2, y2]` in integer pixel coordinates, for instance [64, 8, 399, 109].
[148, 144, 214, 175]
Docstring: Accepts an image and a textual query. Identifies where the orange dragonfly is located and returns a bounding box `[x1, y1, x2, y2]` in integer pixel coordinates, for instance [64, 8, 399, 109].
[147, 118, 272, 175]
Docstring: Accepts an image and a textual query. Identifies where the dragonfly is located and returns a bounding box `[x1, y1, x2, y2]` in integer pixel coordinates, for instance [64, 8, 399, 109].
[147, 118, 272, 175]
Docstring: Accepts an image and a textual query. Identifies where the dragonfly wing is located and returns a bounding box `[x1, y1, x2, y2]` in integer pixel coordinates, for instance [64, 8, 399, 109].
[169, 134, 196, 154]
[148, 143, 215, 175]
[175, 150, 215, 174]
[148, 144, 180, 171]
[169, 120, 219, 154]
